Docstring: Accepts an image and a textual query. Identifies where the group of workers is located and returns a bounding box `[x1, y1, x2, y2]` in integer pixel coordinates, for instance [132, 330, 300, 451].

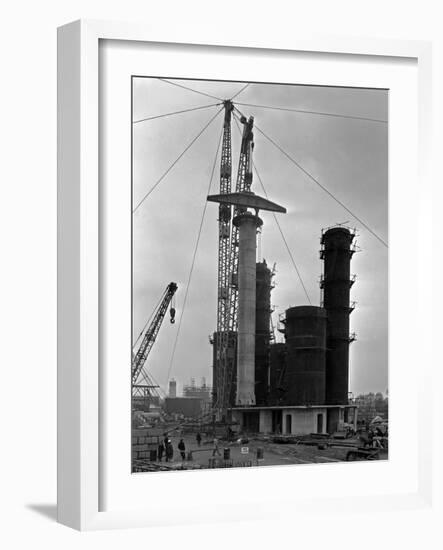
[157, 434, 188, 462]
[157, 432, 222, 462]
[157, 436, 175, 462]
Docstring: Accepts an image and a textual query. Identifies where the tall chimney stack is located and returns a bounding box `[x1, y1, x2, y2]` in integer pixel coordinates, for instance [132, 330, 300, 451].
[233, 212, 263, 405]
[320, 227, 356, 405]
[207, 191, 286, 408]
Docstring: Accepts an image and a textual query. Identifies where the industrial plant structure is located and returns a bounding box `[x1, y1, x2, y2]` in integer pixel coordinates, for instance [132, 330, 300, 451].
[131, 77, 388, 478]
[216, 226, 358, 436]
[133, 94, 365, 446]
[207, 103, 358, 436]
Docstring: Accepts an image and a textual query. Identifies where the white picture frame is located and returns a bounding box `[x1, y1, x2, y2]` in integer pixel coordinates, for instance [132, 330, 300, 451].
[57, 19, 433, 531]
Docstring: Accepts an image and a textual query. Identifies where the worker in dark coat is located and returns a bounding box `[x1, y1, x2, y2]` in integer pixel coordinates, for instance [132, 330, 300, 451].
[196, 432, 202, 446]
[165, 439, 173, 462]
[157, 441, 164, 462]
[178, 438, 186, 460]
[212, 437, 221, 457]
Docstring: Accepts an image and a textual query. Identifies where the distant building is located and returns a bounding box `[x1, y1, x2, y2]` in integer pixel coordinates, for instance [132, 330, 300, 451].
[353, 392, 388, 424]
[168, 379, 177, 398]
[183, 378, 212, 403]
[164, 397, 203, 418]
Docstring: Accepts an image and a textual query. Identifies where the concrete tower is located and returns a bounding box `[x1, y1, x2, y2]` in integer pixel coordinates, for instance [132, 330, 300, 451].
[233, 211, 263, 405]
[207, 191, 286, 408]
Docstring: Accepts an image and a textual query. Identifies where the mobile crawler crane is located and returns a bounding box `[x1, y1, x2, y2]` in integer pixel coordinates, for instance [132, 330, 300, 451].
[132, 282, 178, 400]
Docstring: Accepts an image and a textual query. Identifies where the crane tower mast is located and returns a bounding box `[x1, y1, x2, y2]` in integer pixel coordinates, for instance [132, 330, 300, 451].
[214, 101, 233, 412]
[214, 103, 255, 415]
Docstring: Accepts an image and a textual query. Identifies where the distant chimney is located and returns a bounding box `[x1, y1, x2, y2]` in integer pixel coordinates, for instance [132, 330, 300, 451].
[168, 379, 177, 398]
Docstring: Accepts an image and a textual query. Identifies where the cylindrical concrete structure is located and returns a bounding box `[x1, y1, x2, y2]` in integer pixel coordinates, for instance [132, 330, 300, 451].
[233, 211, 263, 405]
[283, 306, 327, 405]
[320, 227, 355, 405]
[255, 261, 272, 406]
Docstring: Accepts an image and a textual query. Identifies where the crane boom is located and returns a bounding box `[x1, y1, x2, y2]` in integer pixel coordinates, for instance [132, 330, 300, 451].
[132, 282, 178, 386]
[213, 101, 234, 413]
[213, 109, 255, 416]
[223, 115, 254, 405]
[229, 115, 255, 321]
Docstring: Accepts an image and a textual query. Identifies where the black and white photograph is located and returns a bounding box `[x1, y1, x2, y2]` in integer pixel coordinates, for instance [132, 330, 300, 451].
[131, 77, 388, 473]
[3, 0, 439, 542]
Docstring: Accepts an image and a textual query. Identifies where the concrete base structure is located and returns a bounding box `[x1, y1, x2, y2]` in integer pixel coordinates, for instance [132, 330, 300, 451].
[230, 405, 357, 435]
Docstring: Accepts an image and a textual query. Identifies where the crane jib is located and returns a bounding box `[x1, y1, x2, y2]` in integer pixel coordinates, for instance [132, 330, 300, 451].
[132, 282, 178, 385]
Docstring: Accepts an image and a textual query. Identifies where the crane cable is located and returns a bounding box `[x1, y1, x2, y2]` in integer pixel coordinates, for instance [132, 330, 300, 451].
[235, 101, 387, 124]
[232, 114, 313, 305]
[133, 102, 221, 124]
[136, 368, 166, 399]
[165, 126, 224, 385]
[234, 107, 388, 248]
[254, 162, 313, 306]
[230, 83, 250, 101]
[158, 78, 223, 101]
[133, 107, 223, 213]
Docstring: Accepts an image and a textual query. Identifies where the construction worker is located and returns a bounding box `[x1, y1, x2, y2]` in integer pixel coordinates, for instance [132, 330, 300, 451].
[158, 441, 165, 462]
[212, 437, 221, 457]
[196, 432, 202, 446]
[178, 438, 186, 460]
[165, 439, 173, 462]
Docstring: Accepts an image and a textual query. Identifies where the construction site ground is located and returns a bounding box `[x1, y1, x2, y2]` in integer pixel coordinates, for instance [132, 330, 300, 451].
[133, 432, 388, 472]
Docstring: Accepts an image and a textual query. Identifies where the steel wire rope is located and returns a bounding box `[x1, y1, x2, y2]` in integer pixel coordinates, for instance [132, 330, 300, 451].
[133, 102, 221, 124]
[165, 127, 224, 385]
[232, 114, 313, 305]
[158, 78, 223, 101]
[229, 82, 250, 101]
[135, 368, 157, 392]
[234, 107, 388, 248]
[149, 371, 166, 398]
[136, 368, 166, 399]
[133, 107, 224, 213]
[234, 101, 388, 123]
[254, 164, 313, 305]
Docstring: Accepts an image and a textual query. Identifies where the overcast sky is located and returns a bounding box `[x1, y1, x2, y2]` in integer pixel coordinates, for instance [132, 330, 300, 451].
[132, 77, 388, 398]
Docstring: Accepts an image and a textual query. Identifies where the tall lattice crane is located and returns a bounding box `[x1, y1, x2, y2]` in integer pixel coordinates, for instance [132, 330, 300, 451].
[213, 101, 233, 413]
[132, 282, 178, 398]
[213, 104, 255, 416]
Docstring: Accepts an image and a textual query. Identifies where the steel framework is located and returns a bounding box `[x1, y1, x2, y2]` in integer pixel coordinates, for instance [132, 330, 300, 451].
[132, 282, 178, 396]
[213, 105, 255, 415]
[213, 101, 233, 413]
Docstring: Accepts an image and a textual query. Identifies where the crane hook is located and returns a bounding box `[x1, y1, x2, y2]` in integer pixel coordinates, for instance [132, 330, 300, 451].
[170, 307, 176, 324]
